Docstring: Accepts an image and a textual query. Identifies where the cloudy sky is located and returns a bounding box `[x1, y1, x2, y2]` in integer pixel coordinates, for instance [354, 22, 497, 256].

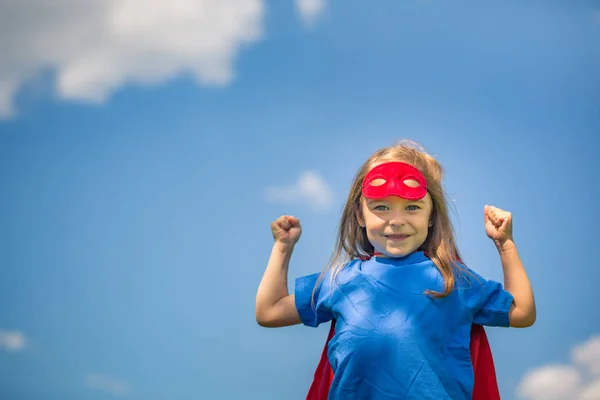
[1, 1, 599, 399]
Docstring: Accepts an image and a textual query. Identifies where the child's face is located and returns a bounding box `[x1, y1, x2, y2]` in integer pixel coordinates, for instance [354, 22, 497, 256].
[357, 194, 433, 258]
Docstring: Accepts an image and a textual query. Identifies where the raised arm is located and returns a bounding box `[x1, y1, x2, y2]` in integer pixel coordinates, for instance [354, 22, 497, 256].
[255, 215, 302, 328]
[484, 205, 536, 328]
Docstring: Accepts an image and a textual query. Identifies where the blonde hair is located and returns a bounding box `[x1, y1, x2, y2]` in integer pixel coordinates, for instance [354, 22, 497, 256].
[317, 139, 464, 299]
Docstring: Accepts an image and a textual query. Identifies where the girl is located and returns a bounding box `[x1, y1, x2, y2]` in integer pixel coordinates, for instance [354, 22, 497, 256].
[255, 141, 536, 399]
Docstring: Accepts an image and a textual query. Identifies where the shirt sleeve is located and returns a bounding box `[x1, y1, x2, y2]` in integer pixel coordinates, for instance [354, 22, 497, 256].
[459, 267, 514, 327]
[294, 271, 334, 327]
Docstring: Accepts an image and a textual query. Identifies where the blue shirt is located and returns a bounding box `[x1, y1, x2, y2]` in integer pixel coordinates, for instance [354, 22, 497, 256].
[294, 251, 514, 400]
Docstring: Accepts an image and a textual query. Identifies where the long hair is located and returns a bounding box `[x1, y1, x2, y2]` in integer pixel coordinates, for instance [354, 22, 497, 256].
[316, 140, 463, 300]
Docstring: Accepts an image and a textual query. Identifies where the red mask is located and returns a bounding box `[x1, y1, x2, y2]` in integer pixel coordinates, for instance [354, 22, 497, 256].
[362, 161, 427, 200]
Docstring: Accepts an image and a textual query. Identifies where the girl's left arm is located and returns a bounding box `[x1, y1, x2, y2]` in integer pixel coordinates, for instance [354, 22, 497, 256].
[484, 205, 536, 328]
[496, 239, 536, 327]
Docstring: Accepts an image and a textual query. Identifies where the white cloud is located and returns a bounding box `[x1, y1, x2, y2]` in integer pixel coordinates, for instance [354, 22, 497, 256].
[295, 0, 326, 26]
[0, 330, 27, 352]
[581, 379, 600, 400]
[0, 0, 264, 118]
[85, 374, 131, 397]
[264, 170, 334, 212]
[573, 335, 600, 376]
[517, 365, 582, 400]
[517, 335, 600, 400]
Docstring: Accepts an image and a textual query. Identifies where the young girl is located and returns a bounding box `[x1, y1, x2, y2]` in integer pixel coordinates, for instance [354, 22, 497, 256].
[255, 141, 536, 399]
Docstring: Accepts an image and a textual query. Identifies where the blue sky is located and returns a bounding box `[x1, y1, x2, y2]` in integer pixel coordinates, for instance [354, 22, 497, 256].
[1, 1, 599, 399]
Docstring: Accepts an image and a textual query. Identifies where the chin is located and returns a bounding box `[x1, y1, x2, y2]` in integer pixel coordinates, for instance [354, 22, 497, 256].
[383, 250, 411, 258]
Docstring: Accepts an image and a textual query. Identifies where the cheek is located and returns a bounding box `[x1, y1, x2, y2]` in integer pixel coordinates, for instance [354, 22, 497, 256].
[365, 214, 385, 230]
[364, 219, 383, 236]
[415, 215, 432, 230]
[362, 211, 379, 226]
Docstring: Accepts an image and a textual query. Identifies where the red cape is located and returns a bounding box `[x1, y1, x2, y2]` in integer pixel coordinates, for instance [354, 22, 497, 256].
[306, 321, 500, 400]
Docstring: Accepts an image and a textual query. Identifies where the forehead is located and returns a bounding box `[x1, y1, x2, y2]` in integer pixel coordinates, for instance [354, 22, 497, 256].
[362, 160, 428, 200]
[362, 193, 433, 206]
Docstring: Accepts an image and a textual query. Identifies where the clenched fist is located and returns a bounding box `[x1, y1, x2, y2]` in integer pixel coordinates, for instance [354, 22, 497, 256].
[484, 205, 513, 244]
[271, 215, 302, 246]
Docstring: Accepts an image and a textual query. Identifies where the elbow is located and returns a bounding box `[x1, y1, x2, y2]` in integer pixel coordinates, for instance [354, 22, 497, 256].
[255, 308, 275, 328]
[256, 309, 294, 328]
[511, 318, 536, 328]
[255, 309, 267, 327]
[255, 295, 299, 328]
[255, 314, 270, 327]
[510, 310, 537, 328]
[255, 299, 271, 327]
[523, 312, 537, 327]
[256, 314, 279, 328]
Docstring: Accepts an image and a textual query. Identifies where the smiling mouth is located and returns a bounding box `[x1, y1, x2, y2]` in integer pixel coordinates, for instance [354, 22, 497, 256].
[385, 234, 409, 240]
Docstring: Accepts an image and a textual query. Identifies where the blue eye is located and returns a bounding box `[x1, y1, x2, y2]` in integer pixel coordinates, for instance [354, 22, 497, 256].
[374, 205, 389, 211]
[406, 205, 420, 211]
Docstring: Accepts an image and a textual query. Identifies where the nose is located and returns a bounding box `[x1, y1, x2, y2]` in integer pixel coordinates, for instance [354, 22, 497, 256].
[388, 210, 407, 226]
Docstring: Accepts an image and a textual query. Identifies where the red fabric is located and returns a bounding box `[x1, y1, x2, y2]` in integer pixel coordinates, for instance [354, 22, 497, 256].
[362, 161, 428, 200]
[305, 320, 336, 400]
[306, 320, 500, 400]
[470, 324, 501, 399]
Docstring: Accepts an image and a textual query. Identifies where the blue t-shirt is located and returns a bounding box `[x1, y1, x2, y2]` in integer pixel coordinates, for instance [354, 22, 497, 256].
[294, 251, 513, 400]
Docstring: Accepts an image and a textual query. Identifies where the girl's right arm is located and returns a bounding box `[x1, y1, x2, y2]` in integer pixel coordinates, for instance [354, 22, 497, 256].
[255, 215, 303, 328]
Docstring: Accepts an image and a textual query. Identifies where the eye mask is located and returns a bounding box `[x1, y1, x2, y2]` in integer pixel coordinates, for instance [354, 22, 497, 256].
[361, 161, 427, 200]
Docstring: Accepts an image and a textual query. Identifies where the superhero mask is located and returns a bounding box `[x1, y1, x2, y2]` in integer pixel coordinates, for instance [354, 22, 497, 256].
[362, 162, 427, 200]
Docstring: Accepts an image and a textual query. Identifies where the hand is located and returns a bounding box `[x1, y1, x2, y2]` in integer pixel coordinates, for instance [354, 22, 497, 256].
[271, 215, 302, 246]
[484, 205, 513, 245]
